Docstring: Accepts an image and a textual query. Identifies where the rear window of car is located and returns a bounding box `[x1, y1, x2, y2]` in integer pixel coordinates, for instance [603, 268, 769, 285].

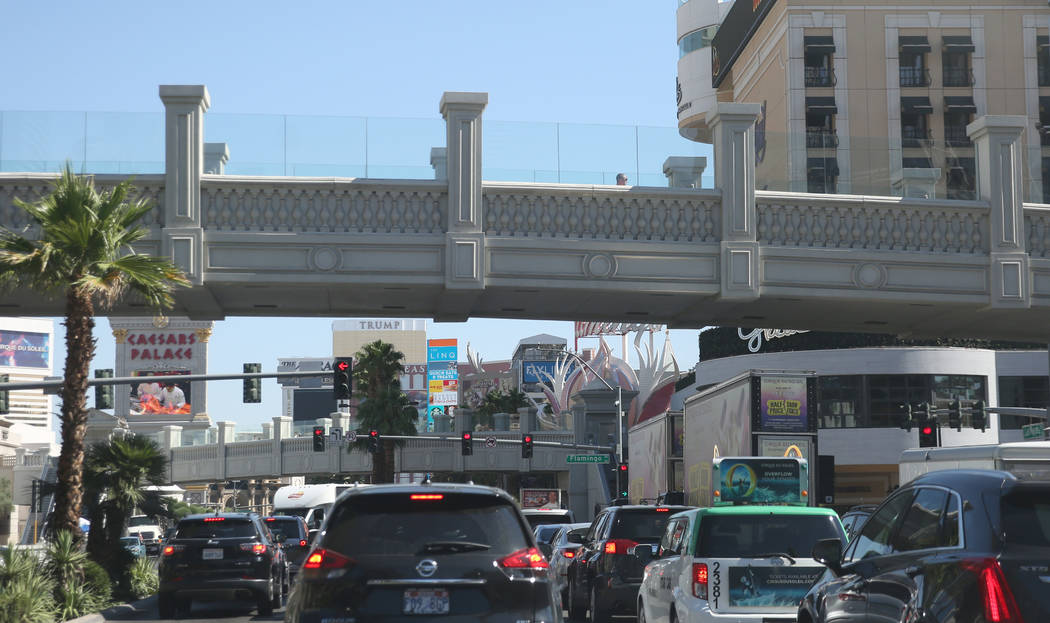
[324, 492, 530, 558]
[264, 518, 304, 540]
[697, 514, 844, 558]
[609, 510, 678, 541]
[176, 518, 257, 539]
[535, 524, 562, 544]
[525, 513, 572, 529]
[1001, 487, 1050, 548]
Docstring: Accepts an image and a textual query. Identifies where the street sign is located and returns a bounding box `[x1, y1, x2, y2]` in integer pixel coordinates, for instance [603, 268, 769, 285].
[346, 430, 358, 443]
[566, 454, 610, 464]
[485, 436, 497, 449]
[1022, 423, 1045, 440]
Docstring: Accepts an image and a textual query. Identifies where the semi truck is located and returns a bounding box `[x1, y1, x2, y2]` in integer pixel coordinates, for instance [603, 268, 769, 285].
[681, 370, 820, 507]
[899, 441, 1050, 484]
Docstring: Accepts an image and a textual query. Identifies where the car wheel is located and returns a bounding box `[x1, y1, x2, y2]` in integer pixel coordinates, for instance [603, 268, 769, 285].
[567, 579, 585, 621]
[590, 586, 608, 623]
[158, 593, 175, 619]
[282, 567, 290, 595]
[270, 576, 282, 608]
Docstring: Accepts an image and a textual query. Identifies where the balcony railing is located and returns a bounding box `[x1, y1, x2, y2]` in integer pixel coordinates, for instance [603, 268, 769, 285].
[902, 126, 934, 148]
[944, 127, 972, 147]
[900, 67, 932, 87]
[806, 128, 839, 148]
[804, 66, 836, 88]
[943, 67, 975, 87]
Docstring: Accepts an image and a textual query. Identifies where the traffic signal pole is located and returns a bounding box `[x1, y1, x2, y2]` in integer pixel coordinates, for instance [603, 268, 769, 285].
[0, 369, 329, 391]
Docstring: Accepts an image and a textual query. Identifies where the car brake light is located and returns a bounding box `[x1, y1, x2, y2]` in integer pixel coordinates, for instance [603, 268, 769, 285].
[563, 550, 575, 558]
[203, 517, 225, 522]
[656, 508, 670, 512]
[303, 548, 353, 570]
[162, 544, 184, 556]
[410, 494, 444, 500]
[961, 558, 1025, 623]
[239, 543, 267, 554]
[265, 518, 275, 522]
[693, 562, 708, 599]
[500, 547, 549, 569]
[604, 539, 638, 555]
[299, 539, 307, 547]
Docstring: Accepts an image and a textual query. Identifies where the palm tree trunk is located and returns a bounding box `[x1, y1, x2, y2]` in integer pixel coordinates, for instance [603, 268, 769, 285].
[53, 287, 95, 538]
[382, 439, 396, 484]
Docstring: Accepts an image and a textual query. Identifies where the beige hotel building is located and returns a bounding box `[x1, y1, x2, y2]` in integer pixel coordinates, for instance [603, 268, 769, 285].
[676, 0, 1050, 201]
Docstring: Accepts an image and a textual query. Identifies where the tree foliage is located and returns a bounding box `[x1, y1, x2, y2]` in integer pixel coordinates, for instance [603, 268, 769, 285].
[351, 340, 417, 483]
[473, 388, 530, 429]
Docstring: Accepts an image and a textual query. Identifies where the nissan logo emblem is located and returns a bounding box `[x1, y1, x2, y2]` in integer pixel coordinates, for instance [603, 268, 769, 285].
[416, 559, 438, 577]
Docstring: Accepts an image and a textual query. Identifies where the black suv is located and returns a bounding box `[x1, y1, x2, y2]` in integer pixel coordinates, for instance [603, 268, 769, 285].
[565, 504, 691, 622]
[264, 515, 310, 582]
[158, 512, 286, 618]
[284, 483, 560, 622]
[799, 470, 1050, 623]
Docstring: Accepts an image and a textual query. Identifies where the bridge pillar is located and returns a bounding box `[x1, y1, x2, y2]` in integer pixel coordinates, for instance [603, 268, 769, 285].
[216, 421, 235, 482]
[710, 103, 762, 301]
[439, 92, 488, 320]
[663, 156, 707, 189]
[159, 85, 209, 286]
[969, 115, 1031, 308]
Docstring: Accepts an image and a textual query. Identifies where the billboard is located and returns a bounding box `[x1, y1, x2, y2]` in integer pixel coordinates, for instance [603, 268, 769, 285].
[710, 0, 777, 88]
[520, 488, 562, 509]
[292, 388, 338, 422]
[131, 370, 191, 415]
[758, 376, 808, 433]
[0, 330, 49, 368]
[427, 340, 459, 424]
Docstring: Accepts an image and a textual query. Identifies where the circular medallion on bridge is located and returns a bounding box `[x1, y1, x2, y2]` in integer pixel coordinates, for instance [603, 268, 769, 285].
[309, 247, 342, 271]
[853, 263, 888, 289]
[584, 253, 616, 279]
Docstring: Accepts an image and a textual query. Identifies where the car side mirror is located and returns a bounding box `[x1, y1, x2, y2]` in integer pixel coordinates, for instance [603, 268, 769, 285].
[538, 542, 553, 559]
[811, 538, 844, 575]
[633, 545, 654, 565]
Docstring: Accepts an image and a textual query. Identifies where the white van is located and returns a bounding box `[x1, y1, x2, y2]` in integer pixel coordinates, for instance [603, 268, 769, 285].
[272, 483, 366, 537]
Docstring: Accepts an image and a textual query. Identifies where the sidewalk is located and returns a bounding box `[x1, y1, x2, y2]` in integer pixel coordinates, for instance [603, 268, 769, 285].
[68, 595, 157, 623]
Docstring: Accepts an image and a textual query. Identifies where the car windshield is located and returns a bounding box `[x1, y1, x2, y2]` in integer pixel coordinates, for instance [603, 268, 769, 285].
[324, 492, 529, 558]
[697, 514, 843, 558]
[176, 519, 256, 539]
[264, 518, 303, 540]
[609, 510, 678, 541]
[128, 516, 154, 527]
[1001, 487, 1050, 548]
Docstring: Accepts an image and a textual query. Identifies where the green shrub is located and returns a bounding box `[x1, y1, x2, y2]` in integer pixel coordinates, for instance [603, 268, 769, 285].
[44, 532, 86, 585]
[55, 580, 102, 622]
[81, 560, 112, 608]
[0, 558, 56, 623]
[127, 557, 158, 600]
[93, 546, 136, 601]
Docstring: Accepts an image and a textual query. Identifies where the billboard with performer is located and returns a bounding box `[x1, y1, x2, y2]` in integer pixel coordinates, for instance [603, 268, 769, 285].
[0, 330, 50, 368]
[131, 370, 191, 415]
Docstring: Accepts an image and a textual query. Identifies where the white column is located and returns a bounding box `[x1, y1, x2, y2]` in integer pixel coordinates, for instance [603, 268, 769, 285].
[969, 115, 1031, 308]
[430, 147, 447, 180]
[663, 156, 708, 188]
[204, 142, 229, 175]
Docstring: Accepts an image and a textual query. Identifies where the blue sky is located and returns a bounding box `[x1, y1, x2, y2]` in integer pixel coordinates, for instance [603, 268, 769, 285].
[3, 1, 706, 433]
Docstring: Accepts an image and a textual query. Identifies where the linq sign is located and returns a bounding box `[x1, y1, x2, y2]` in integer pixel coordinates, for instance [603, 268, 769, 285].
[127, 332, 197, 360]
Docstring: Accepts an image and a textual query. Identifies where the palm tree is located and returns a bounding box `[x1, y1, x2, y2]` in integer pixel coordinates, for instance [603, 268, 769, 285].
[474, 387, 530, 429]
[0, 166, 188, 538]
[83, 434, 167, 558]
[352, 340, 417, 483]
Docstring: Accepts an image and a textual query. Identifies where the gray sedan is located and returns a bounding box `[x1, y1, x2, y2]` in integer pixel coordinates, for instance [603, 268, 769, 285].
[546, 522, 591, 606]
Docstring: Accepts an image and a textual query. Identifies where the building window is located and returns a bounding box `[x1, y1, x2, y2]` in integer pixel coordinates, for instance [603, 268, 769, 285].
[869, 375, 930, 428]
[942, 36, 975, 87]
[804, 36, 836, 87]
[806, 97, 838, 148]
[999, 376, 1049, 429]
[1040, 97, 1050, 148]
[946, 158, 976, 200]
[943, 97, 976, 147]
[901, 97, 934, 148]
[899, 36, 932, 87]
[817, 376, 863, 428]
[931, 374, 986, 426]
[1043, 157, 1050, 204]
[679, 25, 718, 58]
[1039, 36, 1050, 87]
[807, 157, 839, 193]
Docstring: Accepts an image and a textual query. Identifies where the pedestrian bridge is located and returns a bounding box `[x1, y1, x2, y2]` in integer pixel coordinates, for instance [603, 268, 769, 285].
[2, 85, 1049, 342]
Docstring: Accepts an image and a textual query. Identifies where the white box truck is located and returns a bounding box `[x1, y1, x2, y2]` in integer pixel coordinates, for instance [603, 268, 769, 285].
[899, 441, 1050, 485]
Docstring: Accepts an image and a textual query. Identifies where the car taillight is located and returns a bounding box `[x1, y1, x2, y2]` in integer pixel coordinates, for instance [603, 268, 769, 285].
[410, 494, 444, 500]
[562, 549, 575, 558]
[604, 539, 638, 555]
[203, 517, 225, 522]
[692, 562, 708, 599]
[239, 543, 267, 554]
[162, 544, 184, 556]
[500, 547, 549, 569]
[301, 548, 354, 580]
[299, 539, 307, 547]
[961, 558, 1025, 623]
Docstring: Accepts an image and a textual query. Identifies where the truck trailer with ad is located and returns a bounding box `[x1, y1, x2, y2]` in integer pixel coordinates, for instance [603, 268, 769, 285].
[681, 370, 821, 507]
[626, 411, 684, 504]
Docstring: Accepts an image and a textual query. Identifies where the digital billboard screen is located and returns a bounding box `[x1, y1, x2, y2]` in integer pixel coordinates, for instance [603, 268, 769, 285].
[131, 370, 191, 415]
[0, 330, 50, 368]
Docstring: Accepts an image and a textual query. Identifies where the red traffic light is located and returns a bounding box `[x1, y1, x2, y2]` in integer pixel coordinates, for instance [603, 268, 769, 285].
[524, 435, 532, 443]
[921, 426, 934, 435]
[313, 427, 324, 436]
[619, 463, 628, 472]
[463, 432, 472, 440]
[369, 430, 378, 437]
[336, 360, 350, 371]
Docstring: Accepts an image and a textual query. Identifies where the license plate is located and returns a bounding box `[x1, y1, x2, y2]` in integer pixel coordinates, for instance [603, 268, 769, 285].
[403, 588, 449, 615]
[202, 548, 223, 560]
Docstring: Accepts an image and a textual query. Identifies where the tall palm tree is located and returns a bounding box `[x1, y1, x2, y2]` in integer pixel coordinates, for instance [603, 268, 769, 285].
[83, 434, 167, 558]
[0, 166, 188, 538]
[352, 340, 417, 483]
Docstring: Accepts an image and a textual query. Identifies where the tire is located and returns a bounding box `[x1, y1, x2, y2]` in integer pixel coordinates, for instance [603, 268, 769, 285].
[158, 593, 175, 619]
[590, 586, 608, 623]
[637, 599, 646, 623]
[176, 597, 192, 618]
[270, 576, 282, 609]
[282, 567, 290, 595]
[258, 590, 274, 617]
[567, 579, 585, 621]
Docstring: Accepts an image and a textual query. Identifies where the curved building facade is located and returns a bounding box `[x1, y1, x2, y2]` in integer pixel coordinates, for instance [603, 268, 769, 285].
[676, 0, 729, 142]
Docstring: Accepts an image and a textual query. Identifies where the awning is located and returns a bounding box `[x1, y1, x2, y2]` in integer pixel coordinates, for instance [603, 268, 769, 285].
[944, 96, 977, 113]
[902, 97, 933, 114]
[942, 35, 975, 52]
[807, 157, 840, 177]
[899, 35, 932, 52]
[806, 96, 838, 113]
[804, 36, 835, 53]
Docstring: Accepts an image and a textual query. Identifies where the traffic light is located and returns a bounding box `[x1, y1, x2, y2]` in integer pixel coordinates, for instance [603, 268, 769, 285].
[94, 369, 114, 410]
[243, 363, 261, 403]
[947, 398, 962, 431]
[0, 374, 8, 415]
[971, 400, 987, 432]
[312, 426, 326, 452]
[461, 432, 473, 456]
[898, 402, 914, 432]
[617, 462, 629, 498]
[368, 430, 380, 454]
[334, 357, 353, 400]
[521, 434, 533, 459]
[918, 419, 939, 448]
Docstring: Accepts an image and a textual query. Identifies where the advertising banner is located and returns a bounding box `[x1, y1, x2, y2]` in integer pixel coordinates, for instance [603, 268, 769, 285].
[521, 361, 560, 384]
[427, 340, 458, 416]
[715, 458, 805, 505]
[757, 435, 813, 462]
[710, 0, 777, 88]
[131, 370, 191, 415]
[427, 339, 458, 362]
[759, 376, 808, 432]
[520, 488, 562, 509]
[0, 330, 49, 368]
[727, 565, 824, 607]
